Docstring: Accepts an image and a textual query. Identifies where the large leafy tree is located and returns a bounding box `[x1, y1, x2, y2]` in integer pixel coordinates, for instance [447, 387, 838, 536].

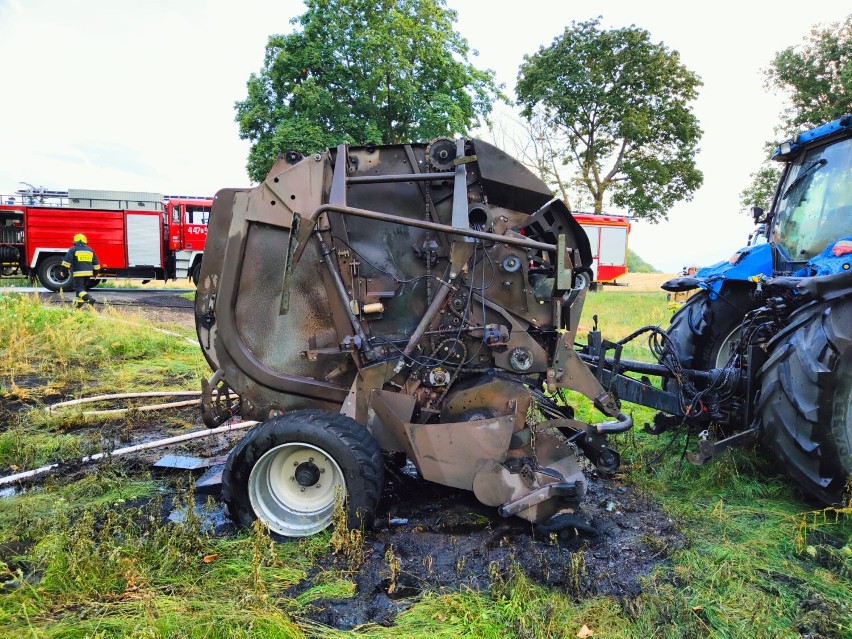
[739, 17, 851, 212]
[769, 16, 851, 132]
[515, 18, 703, 221]
[235, 0, 500, 182]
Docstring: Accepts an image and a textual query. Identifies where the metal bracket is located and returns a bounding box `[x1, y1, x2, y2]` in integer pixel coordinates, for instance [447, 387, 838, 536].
[201, 369, 240, 428]
[686, 428, 759, 465]
[279, 212, 300, 315]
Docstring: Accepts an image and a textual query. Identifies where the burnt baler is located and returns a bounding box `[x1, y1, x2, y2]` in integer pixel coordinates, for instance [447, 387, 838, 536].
[196, 138, 633, 537]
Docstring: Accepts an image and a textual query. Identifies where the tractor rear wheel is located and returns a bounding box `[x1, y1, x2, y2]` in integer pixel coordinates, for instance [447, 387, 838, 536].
[757, 298, 852, 505]
[222, 409, 384, 537]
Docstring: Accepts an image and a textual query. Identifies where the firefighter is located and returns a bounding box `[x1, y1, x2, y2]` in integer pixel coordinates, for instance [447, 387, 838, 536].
[61, 233, 100, 308]
[666, 266, 699, 313]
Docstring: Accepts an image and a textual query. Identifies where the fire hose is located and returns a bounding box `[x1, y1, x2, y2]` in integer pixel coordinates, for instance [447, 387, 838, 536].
[0, 391, 248, 486]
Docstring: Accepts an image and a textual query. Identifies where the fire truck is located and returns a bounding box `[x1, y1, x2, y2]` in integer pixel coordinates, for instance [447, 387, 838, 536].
[572, 212, 631, 287]
[0, 188, 212, 291]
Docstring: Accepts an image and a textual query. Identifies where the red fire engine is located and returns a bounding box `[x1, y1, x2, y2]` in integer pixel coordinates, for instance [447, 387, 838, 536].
[572, 212, 631, 286]
[0, 188, 211, 291]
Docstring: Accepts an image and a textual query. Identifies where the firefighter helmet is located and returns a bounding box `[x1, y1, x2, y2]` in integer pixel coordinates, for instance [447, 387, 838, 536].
[73, 233, 87, 243]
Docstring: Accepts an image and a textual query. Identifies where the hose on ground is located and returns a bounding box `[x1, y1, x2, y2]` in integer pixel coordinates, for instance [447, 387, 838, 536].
[48, 391, 236, 416]
[0, 418, 258, 486]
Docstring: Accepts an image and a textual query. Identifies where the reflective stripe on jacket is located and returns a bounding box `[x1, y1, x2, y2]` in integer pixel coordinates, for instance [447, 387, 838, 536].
[62, 242, 101, 278]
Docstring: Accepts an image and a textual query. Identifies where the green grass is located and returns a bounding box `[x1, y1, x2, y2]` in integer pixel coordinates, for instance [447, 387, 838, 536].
[0, 293, 207, 470]
[0, 276, 30, 288]
[0, 290, 849, 638]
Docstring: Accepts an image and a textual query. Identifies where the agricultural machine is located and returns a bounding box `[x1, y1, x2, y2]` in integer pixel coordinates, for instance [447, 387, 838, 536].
[196, 121, 850, 538]
[661, 115, 851, 504]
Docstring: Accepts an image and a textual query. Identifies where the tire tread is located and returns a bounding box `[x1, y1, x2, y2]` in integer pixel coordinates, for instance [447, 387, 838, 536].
[222, 409, 384, 536]
[758, 300, 851, 504]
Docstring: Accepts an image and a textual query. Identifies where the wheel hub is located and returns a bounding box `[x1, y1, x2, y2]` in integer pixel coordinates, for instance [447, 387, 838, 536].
[294, 461, 321, 487]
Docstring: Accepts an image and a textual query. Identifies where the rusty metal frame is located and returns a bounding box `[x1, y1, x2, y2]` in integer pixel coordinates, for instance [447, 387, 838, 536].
[292, 203, 558, 266]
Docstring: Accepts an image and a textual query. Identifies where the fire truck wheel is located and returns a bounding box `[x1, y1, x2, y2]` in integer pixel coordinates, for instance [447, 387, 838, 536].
[191, 263, 201, 286]
[37, 256, 72, 292]
[223, 409, 384, 538]
[757, 298, 852, 505]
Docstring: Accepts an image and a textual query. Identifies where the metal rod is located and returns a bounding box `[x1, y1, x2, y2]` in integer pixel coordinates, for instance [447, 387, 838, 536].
[316, 232, 370, 349]
[579, 352, 717, 381]
[346, 172, 453, 184]
[394, 279, 453, 373]
[308, 204, 556, 253]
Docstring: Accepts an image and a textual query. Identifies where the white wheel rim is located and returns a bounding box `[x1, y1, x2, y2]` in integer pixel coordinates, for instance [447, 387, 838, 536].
[248, 442, 345, 537]
[714, 326, 741, 369]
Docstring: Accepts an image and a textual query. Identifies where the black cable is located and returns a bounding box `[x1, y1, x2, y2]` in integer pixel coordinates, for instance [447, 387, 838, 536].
[331, 236, 436, 286]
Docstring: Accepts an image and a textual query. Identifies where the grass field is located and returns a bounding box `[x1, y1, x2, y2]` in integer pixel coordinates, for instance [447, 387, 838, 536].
[0, 290, 849, 638]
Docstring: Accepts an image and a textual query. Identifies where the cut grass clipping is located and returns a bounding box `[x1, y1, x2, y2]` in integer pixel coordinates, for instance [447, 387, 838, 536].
[0, 289, 849, 637]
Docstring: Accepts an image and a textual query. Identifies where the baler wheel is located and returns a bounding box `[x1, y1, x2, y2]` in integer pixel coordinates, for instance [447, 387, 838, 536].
[222, 410, 384, 537]
[757, 298, 852, 505]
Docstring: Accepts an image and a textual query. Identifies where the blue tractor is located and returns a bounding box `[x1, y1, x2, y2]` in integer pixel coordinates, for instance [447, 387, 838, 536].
[661, 115, 851, 504]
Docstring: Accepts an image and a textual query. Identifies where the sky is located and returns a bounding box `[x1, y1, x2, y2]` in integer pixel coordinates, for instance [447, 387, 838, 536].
[0, 0, 848, 272]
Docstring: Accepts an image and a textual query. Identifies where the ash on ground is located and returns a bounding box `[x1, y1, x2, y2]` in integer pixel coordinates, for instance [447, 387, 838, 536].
[285, 466, 683, 630]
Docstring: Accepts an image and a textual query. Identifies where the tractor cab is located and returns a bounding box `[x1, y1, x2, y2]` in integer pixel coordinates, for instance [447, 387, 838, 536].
[768, 117, 852, 274]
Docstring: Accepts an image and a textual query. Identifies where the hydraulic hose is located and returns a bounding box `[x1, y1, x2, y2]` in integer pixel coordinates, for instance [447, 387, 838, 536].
[593, 410, 633, 434]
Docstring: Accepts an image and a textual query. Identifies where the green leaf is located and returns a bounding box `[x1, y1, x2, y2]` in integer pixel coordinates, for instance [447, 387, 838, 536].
[515, 17, 703, 222]
[234, 0, 503, 182]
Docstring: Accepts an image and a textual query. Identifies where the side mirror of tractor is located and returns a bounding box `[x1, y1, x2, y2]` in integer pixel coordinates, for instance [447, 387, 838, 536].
[751, 206, 764, 222]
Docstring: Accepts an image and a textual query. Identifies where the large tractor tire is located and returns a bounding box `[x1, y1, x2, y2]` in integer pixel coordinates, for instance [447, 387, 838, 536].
[37, 256, 72, 292]
[666, 285, 761, 371]
[222, 409, 384, 537]
[757, 298, 852, 505]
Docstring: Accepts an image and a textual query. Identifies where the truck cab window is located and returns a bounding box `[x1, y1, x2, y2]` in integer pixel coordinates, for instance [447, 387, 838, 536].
[185, 204, 210, 225]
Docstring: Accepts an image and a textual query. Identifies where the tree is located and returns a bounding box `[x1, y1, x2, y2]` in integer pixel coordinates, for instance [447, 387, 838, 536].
[739, 163, 781, 214]
[739, 17, 850, 212]
[235, 0, 501, 182]
[627, 249, 658, 273]
[515, 18, 703, 222]
[768, 16, 851, 132]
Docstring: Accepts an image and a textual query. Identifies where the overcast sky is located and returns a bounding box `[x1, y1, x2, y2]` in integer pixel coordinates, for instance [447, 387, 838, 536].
[0, 1, 848, 272]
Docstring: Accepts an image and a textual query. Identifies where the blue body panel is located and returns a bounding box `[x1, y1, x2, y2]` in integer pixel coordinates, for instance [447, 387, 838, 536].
[798, 236, 852, 277]
[692, 237, 852, 296]
[694, 243, 774, 297]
